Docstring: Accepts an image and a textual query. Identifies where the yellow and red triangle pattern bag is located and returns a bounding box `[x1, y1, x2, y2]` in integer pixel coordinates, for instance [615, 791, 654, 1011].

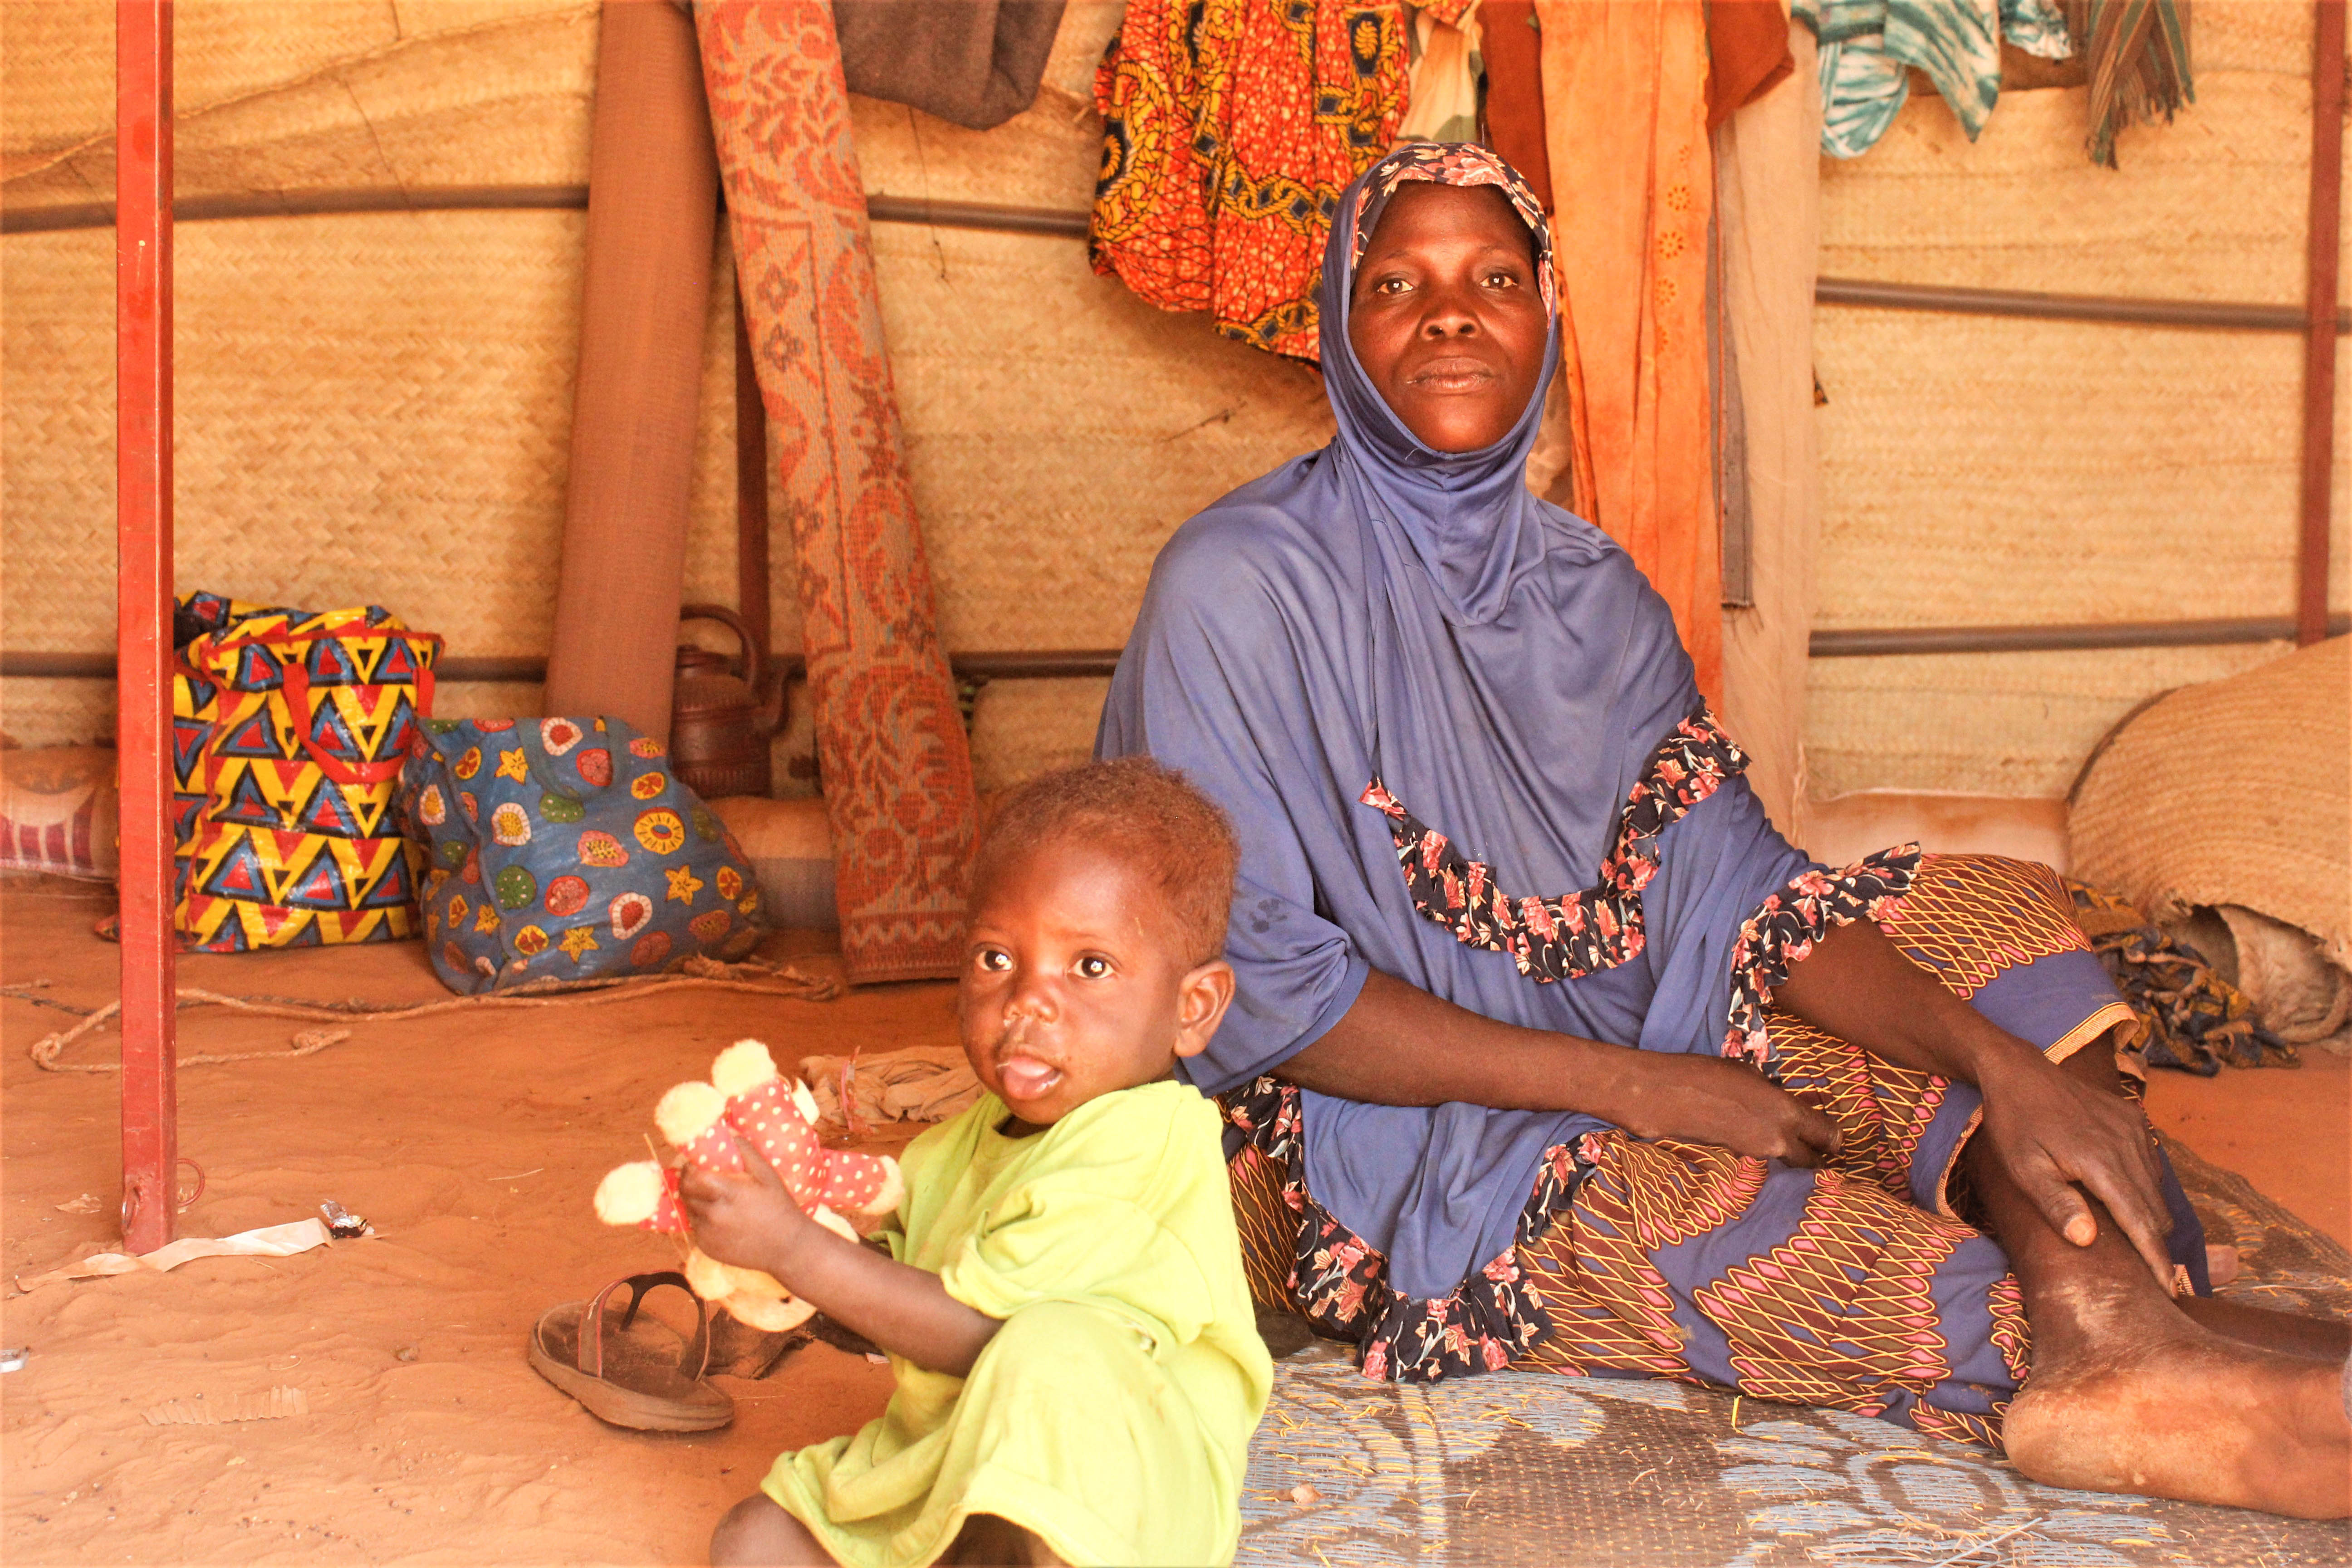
[170, 591, 441, 951]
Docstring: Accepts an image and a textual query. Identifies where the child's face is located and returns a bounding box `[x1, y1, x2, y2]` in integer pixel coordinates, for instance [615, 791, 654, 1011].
[958, 833, 1235, 1128]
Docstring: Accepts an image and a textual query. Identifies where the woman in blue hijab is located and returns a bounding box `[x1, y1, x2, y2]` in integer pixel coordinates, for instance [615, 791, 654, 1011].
[1098, 144, 2348, 1517]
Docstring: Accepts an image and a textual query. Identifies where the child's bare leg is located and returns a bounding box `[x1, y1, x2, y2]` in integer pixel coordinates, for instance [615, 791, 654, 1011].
[943, 1514, 1064, 1566]
[710, 1494, 833, 1567]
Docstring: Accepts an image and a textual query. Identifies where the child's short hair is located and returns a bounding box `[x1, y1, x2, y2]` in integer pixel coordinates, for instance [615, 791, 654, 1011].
[970, 758, 1239, 965]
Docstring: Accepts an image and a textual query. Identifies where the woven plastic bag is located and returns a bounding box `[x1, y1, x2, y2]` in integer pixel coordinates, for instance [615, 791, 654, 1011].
[171, 592, 439, 951]
[397, 716, 766, 994]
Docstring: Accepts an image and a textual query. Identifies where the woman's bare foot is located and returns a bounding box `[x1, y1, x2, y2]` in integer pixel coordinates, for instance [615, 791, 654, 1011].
[1967, 1104, 2351, 1518]
[2176, 1295, 2352, 1361]
[2004, 1284, 2351, 1518]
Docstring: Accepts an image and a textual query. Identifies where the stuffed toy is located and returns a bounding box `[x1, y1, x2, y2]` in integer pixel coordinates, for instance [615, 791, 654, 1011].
[708, 1039, 905, 1217]
[594, 1039, 903, 1331]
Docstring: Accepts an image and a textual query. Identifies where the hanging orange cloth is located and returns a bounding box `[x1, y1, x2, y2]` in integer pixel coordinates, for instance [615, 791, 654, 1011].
[1706, 0, 1795, 128]
[1537, 0, 1720, 699]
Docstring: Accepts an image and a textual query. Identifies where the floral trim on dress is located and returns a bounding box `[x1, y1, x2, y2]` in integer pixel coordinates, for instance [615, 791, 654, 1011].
[1358, 704, 1748, 983]
[1721, 848, 1922, 1066]
[1221, 1075, 1592, 1383]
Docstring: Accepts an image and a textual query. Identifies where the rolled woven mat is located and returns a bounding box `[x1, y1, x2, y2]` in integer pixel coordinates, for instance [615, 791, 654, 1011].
[542, 0, 719, 744]
[2068, 637, 2350, 972]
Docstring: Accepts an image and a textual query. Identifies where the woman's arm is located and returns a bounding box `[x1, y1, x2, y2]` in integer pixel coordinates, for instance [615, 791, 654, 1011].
[1771, 918, 2176, 1283]
[679, 1147, 1000, 1377]
[1281, 969, 1843, 1166]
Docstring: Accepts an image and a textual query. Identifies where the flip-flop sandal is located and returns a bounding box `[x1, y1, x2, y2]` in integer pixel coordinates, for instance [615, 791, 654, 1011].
[528, 1271, 734, 1431]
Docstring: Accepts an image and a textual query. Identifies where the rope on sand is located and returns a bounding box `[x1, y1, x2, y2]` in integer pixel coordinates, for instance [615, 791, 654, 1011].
[16, 960, 843, 1073]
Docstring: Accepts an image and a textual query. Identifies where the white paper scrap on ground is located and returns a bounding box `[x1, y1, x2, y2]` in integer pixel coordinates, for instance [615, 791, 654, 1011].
[15, 1218, 338, 1291]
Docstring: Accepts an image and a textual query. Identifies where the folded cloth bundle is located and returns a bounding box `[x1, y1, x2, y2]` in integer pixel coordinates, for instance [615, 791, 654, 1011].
[2068, 879, 2295, 1075]
[797, 1045, 984, 1132]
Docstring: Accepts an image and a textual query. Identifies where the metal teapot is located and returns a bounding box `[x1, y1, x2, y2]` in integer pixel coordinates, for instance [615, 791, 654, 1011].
[670, 603, 786, 799]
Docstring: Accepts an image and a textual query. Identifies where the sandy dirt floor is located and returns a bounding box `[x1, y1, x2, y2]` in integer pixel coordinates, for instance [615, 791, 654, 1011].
[3, 872, 2346, 1565]
[3, 877, 926, 1565]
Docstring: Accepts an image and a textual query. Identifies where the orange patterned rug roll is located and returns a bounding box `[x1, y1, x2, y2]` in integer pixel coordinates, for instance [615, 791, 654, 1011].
[695, 1, 979, 984]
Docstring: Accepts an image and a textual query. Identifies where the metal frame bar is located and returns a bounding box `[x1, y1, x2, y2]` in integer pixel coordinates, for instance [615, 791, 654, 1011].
[3, 186, 594, 233]
[113, 0, 176, 1256]
[1805, 615, 2348, 658]
[2299, 0, 2346, 646]
[14, 617, 2347, 687]
[1811, 277, 2342, 334]
[6, 651, 1138, 681]
[10, 186, 2351, 339]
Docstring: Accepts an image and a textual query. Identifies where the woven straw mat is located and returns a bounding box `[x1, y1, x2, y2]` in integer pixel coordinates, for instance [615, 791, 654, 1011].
[1806, 67, 2349, 798]
[1, 0, 1330, 793]
[1819, 73, 2326, 304]
[2068, 637, 2350, 967]
[1, 213, 783, 680]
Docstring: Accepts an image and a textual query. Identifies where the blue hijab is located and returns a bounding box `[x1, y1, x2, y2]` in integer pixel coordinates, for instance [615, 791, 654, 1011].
[1097, 146, 1812, 1303]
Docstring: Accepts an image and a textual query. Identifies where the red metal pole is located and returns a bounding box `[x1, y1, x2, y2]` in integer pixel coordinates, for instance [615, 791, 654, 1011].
[116, 0, 177, 1254]
[2299, 0, 2346, 647]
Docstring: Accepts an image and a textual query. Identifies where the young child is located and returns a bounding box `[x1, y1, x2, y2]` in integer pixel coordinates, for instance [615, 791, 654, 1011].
[682, 758, 1273, 1568]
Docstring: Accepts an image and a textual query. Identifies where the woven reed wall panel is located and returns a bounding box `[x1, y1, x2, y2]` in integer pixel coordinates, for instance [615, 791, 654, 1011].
[2197, 0, 2324, 75]
[1818, 73, 2315, 303]
[5, 212, 583, 656]
[1, 1, 595, 206]
[0, 209, 775, 739]
[968, 677, 1113, 796]
[868, 223, 1334, 652]
[1803, 642, 2294, 800]
[0, 679, 110, 749]
[1812, 314, 2348, 627]
[1806, 56, 2346, 799]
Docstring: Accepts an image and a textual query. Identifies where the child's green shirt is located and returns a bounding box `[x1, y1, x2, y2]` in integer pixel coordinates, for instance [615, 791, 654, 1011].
[759, 1080, 1273, 1567]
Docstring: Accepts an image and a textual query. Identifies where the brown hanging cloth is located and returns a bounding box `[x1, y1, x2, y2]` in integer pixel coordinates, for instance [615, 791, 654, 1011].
[2067, 0, 2195, 168]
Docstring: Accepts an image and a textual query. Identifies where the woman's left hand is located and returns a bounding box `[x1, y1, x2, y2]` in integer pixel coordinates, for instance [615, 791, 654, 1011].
[1774, 919, 2176, 1285]
[1971, 1046, 2175, 1286]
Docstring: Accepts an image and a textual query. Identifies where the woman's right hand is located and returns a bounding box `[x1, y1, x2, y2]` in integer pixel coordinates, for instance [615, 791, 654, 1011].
[1290, 970, 1844, 1164]
[1592, 1049, 1842, 1167]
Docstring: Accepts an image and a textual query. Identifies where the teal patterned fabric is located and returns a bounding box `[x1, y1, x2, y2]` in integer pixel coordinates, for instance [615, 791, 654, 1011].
[397, 716, 765, 995]
[1795, 0, 2072, 157]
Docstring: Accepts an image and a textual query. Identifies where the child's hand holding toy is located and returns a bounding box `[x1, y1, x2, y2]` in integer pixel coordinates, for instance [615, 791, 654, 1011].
[593, 1039, 902, 1330]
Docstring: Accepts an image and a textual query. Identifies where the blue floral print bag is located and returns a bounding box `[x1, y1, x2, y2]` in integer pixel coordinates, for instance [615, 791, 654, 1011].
[396, 716, 765, 994]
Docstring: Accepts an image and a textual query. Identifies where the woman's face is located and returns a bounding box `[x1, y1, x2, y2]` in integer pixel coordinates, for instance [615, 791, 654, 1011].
[1347, 181, 1548, 454]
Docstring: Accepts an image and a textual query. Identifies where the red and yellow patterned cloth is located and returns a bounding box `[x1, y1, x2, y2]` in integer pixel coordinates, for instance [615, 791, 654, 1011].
[1090, 0, 1472, 362]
